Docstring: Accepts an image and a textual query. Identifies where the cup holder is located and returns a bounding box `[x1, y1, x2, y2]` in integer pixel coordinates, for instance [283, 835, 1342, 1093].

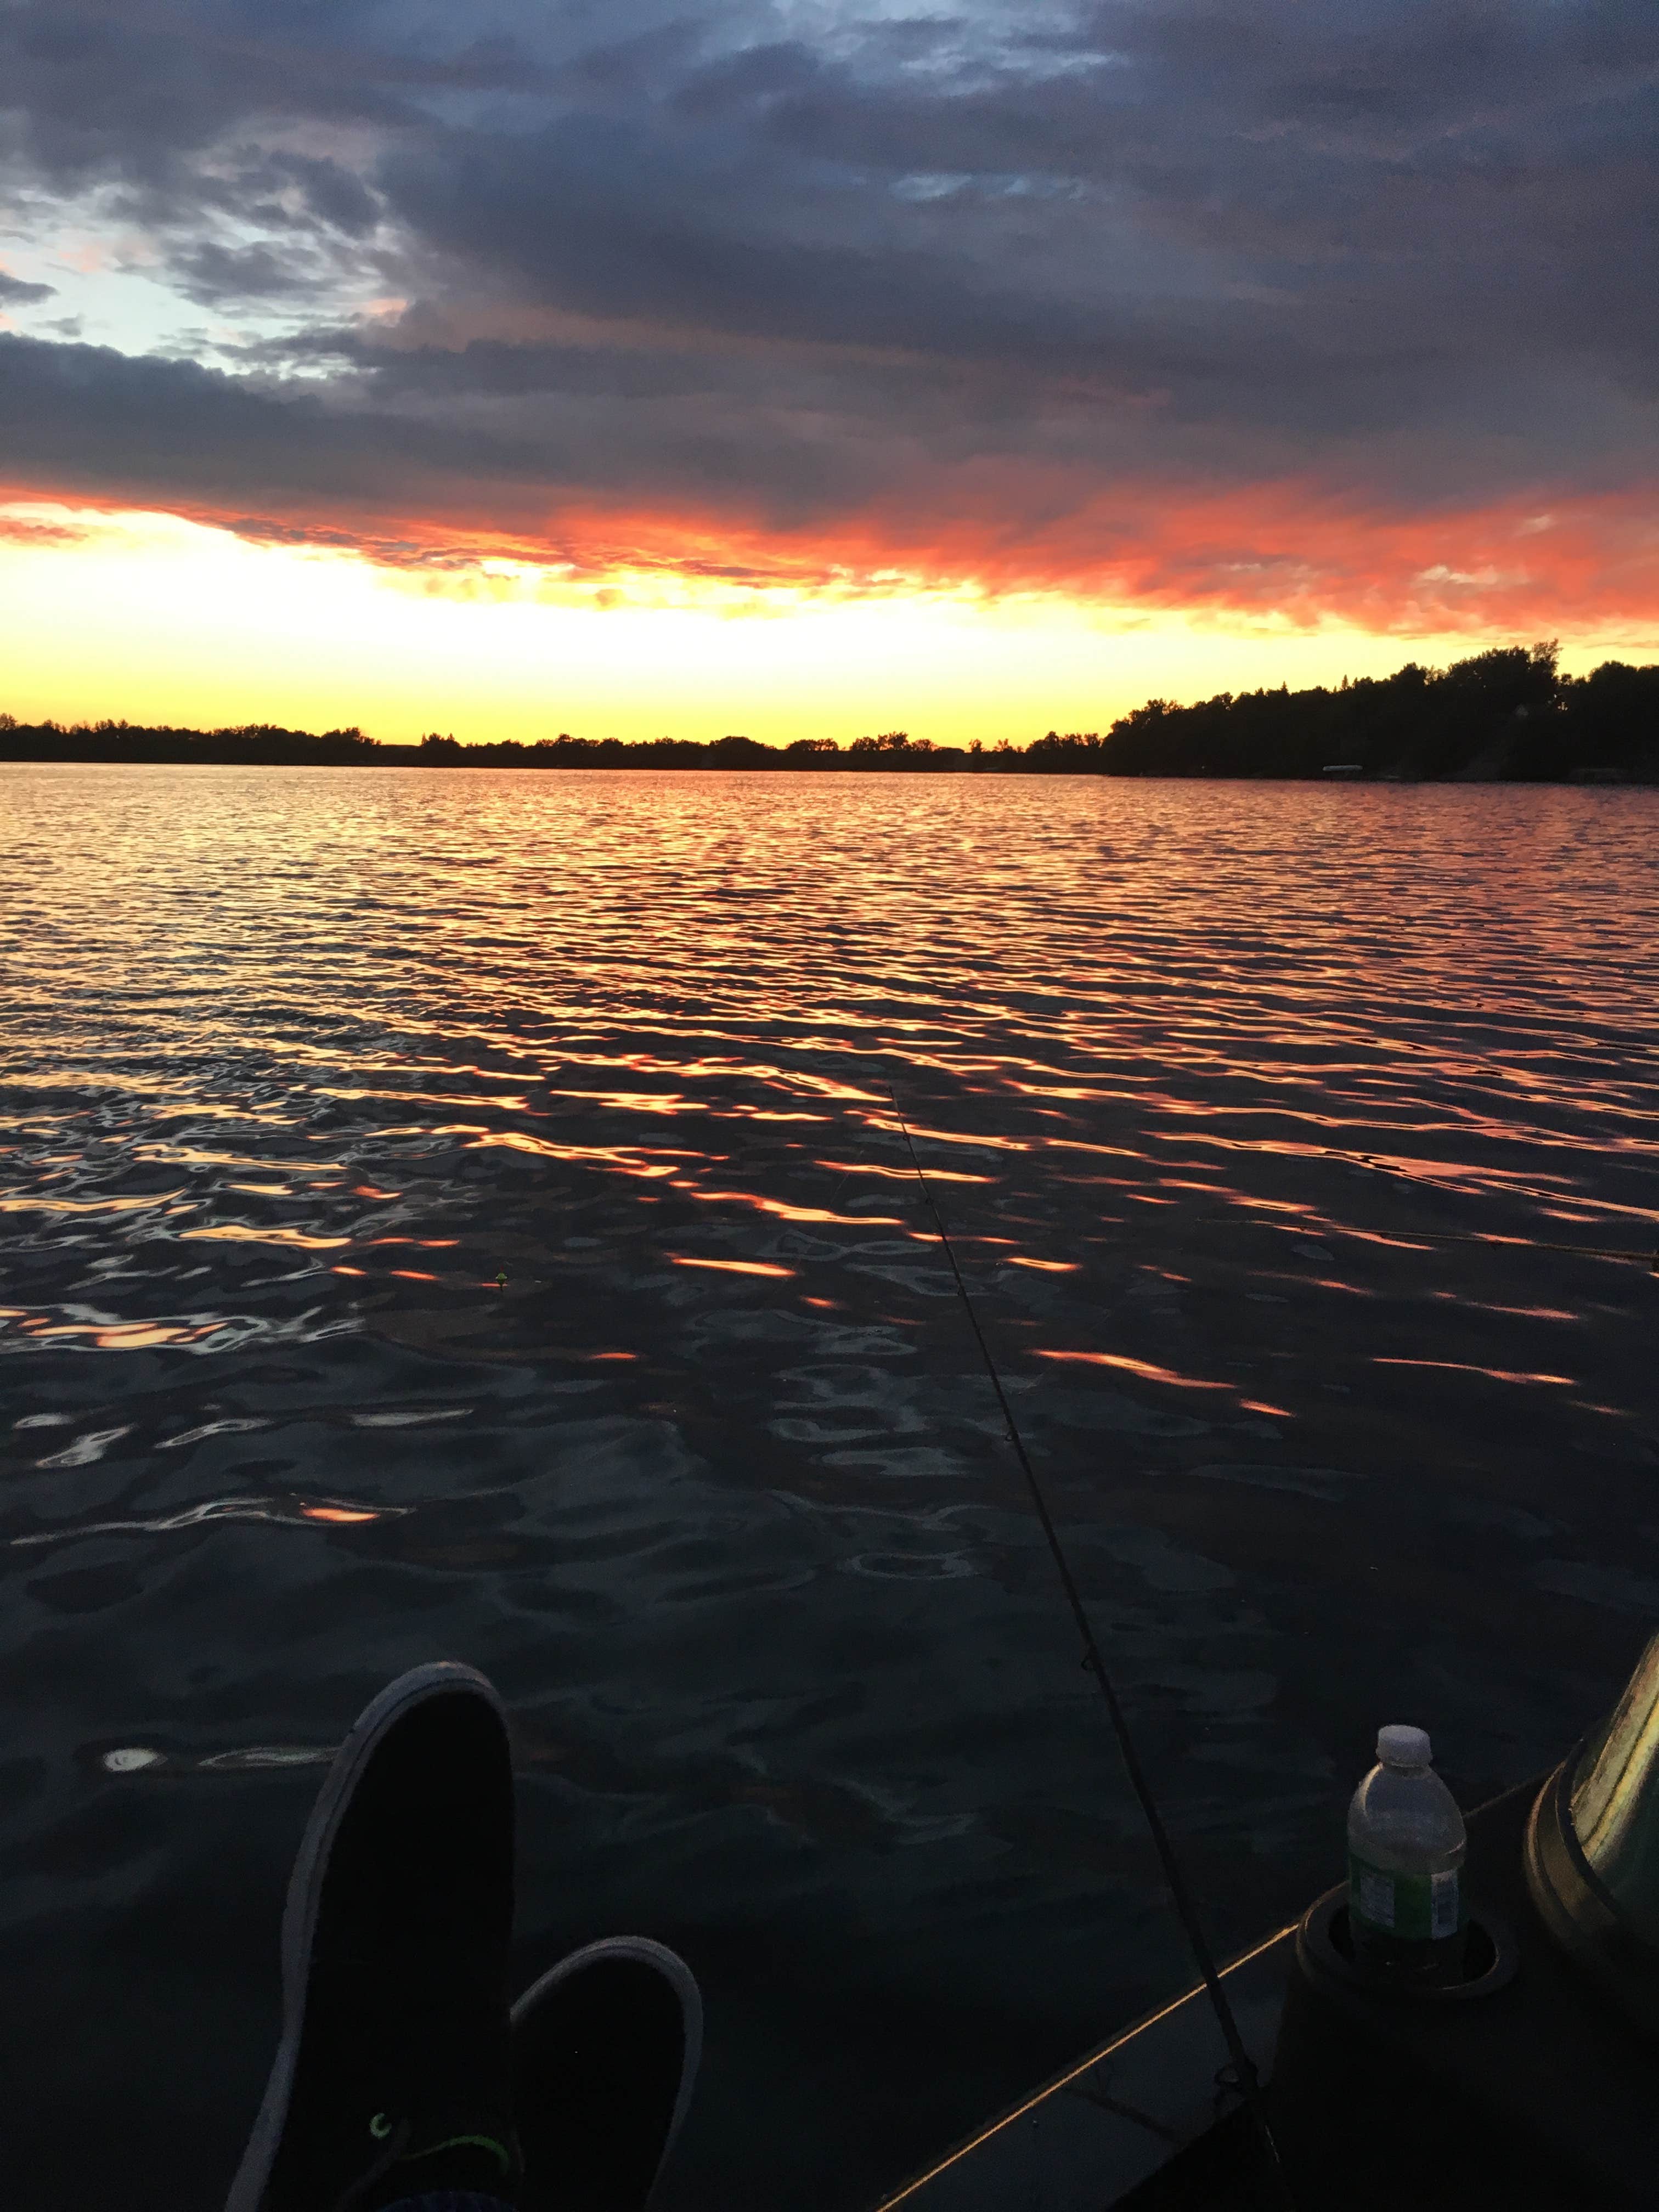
[1297, 1889, 1519, 2004]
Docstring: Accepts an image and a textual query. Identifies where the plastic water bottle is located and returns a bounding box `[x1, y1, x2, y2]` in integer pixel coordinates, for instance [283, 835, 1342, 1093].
[1347, 1723, 1468, 1983]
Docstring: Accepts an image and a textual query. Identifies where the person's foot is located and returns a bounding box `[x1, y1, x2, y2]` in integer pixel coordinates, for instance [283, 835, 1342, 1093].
[512, 1937, 702, 2212]
[225, 1662, 522, 2212]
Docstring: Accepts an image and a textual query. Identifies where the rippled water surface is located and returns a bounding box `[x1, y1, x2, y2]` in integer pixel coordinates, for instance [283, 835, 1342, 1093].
[4, 764, 1658, 2208]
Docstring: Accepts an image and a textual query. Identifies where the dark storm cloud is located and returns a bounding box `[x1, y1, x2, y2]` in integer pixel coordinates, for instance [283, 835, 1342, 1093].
[0, 0, 542, 192]
[3, 0, 1658, 603]
[169, 239, 321, 305]
[0, 332, 437, 500]
[0, 272, 55, 305]
[266, 152, 381, 239]
[370, 0, 1659, 408]
[0, 326, 891, 534]
[378, 115, 1132, 373]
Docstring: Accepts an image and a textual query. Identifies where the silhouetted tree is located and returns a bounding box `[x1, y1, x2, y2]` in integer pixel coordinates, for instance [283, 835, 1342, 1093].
[4, 644, 1656, 778]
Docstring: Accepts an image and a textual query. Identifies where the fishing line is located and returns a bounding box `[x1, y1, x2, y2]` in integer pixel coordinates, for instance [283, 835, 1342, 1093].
[886, 1084, 1298, 2210]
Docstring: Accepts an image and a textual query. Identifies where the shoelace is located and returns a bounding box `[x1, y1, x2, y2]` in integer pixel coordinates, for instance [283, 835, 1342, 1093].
[335, 2112, 519, 2212]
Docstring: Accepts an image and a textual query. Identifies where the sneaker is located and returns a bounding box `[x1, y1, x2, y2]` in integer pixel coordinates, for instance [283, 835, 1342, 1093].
[512, 1937, 702, 2212]
[225, 1662, 522, 2212]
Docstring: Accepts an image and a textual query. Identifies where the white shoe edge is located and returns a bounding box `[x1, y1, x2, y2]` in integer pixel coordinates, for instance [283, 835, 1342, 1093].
[223, 1662, 508, 2212]
[510, 1936, 704, 2211]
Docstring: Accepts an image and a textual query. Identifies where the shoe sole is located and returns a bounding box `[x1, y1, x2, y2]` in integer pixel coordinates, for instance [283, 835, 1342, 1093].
[223, 1662, 508, 2212]
[511, 1936, 703, 2211]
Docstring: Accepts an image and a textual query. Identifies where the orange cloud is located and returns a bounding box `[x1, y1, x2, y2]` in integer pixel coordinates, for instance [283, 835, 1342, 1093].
[30, 472, 1645, 641]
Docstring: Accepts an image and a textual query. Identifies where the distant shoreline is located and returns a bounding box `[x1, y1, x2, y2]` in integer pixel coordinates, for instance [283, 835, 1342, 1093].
[5, 742, 1653, 786]
[5, 642, 1656, 783]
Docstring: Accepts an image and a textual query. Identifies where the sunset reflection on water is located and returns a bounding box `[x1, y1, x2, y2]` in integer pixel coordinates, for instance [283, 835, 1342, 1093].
[1, 764, 1657, 2210]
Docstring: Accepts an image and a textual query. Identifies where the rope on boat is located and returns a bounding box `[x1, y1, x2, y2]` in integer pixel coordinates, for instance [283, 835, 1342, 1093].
[888, 1086, 1299, 2210]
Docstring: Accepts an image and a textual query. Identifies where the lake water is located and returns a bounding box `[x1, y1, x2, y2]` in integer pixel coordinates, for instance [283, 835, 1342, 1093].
[3, 765, 1657, 2209]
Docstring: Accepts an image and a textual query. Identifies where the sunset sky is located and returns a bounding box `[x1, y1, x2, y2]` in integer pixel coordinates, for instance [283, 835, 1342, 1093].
[2, 0, 1656, 747]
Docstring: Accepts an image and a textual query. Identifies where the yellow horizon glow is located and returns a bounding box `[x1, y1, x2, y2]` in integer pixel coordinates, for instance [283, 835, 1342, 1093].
[3, 502, 1654, 749]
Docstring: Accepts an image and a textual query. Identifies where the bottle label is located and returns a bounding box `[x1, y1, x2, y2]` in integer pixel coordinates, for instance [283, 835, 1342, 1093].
[1348, 1854, 1463, 1943]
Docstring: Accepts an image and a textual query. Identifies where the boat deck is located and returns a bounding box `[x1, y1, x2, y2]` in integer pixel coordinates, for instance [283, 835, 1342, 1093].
[872, 1926, 1293, 2212]
[876, 1773, 1659, 2212]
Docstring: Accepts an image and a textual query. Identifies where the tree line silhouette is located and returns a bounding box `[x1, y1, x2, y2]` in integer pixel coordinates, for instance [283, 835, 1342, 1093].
[3, 644, 1654, 780]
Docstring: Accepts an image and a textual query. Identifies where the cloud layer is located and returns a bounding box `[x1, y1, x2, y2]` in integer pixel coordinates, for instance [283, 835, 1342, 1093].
[3, 0, 1657, 628]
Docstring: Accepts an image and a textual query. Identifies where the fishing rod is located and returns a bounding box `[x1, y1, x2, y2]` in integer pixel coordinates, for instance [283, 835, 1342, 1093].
[887, 1085, 1299, 2211]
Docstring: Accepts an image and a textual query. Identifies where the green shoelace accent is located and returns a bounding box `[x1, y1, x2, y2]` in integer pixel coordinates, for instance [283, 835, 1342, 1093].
[365, 2116, 514, 2176]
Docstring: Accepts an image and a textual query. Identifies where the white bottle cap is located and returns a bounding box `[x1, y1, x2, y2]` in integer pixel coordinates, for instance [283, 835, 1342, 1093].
[1377, 1723, 1431, 1767]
